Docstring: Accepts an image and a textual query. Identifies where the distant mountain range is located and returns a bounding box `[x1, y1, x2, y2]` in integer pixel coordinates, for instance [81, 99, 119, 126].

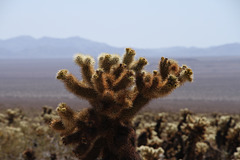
[0, 36, 239, 59]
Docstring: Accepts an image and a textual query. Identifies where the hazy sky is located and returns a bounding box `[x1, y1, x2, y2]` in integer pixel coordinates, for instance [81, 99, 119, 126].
[0, 0, 240, 48]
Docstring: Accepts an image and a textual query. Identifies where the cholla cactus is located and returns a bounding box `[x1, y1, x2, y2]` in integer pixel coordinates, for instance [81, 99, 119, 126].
[6, 108, 23, 125]
[137, 145, 164, 160]
[181, 117, 209, 160]
[226, 123, 240, 157]
[216, 115, 235, 149]
[154, 113, 166, 138]
[233, 147, 240, 160]
[51, 48, 193, 159]
[195, 142, 209, 160]
[41, 106, 58, 124]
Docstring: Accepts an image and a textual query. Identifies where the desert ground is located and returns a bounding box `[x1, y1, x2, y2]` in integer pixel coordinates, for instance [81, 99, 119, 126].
[0, 56, 239, 113]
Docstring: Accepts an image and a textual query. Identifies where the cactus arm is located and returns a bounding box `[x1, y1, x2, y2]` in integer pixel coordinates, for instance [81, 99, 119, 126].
[142, 75, 165, 98]
[81, 64, 95, 87]
[150, 75, 179, 98]
[112, 63, 127, 79]
[74, 54, 95, 87]
[50, 119, 65, 131]
[92, 69, 108, 94]
[80, 138, 105, 160]
[98, 53, 112, 73]
[98, 54, 120, 73]
[130, 57, 148, 73]
[112, 70, 134, 91]
[177, 66, 194, 85]
[57, 69, 97, 100]
[119, 93, 150, 121]
[159, 57, 179, 81]
[135, 72, 146, 93]
[159, 57, 170, 81]
[122, 48, 136, 67]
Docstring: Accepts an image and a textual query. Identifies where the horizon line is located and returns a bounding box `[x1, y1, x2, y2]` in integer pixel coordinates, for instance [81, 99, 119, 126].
[1, 35, 240, 50]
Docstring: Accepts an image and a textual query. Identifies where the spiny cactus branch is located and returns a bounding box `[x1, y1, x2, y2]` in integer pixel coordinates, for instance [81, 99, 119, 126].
[56, 70, 98, 100]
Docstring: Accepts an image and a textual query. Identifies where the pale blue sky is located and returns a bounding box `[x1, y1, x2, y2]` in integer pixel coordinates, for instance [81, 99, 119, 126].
[0, 0, 240, 48]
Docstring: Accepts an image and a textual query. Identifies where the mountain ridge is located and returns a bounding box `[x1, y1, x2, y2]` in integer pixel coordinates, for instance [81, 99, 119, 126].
[0, 36, 239, 59]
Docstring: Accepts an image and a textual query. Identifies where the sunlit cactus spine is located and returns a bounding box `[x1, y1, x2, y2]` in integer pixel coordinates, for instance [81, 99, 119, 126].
[50, 48, 193, 159]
